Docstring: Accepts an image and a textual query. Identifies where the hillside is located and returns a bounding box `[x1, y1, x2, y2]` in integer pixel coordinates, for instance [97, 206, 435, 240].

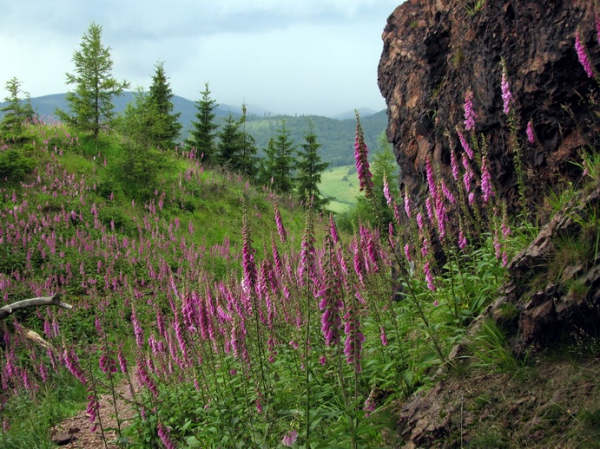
[0, 93, 387, 166]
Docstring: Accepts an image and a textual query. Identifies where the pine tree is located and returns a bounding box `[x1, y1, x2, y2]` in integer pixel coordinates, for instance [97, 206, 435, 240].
[273, 120, 296, 193]
[296, 125, 330, 209]
[148, 61, 182, 149]
[0, 77, 35, 136]
[185, 82, 219, 163]
[217, 114, 245, 170]
[238, 104, 259, 179]
[57, 22, 129, 140]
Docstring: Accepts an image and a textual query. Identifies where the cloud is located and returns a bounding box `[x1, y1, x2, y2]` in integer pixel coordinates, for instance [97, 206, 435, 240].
[0, 0, 400, 116]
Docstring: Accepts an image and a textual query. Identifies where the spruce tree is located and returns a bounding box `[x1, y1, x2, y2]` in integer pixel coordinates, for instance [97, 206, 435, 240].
[296, 125, 330, 209]
[0, 77, 35, 136]
[270, 120, 296, 193]
[217, 114, 245, 170]
[238, 104, 259, 179]
[148, 61, 181, 149]
[57, 22, 129, 140]
[186, 82, 219, 163]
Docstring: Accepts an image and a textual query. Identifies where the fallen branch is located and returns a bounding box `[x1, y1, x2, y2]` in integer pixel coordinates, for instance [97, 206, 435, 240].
[0, 293, 72, 321]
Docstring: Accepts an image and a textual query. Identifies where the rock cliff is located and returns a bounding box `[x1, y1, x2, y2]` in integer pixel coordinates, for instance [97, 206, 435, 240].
[378, 0, 599, 210]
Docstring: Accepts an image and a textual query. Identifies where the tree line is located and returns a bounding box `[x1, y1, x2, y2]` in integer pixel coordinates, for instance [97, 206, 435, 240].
[1, 22, 330, 210]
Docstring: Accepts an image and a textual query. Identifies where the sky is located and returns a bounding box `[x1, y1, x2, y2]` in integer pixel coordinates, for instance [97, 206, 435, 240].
[0, 0, 403, 117]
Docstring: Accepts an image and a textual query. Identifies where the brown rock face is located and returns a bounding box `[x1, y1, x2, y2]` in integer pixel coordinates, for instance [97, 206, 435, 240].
[378, 0, 599, 209]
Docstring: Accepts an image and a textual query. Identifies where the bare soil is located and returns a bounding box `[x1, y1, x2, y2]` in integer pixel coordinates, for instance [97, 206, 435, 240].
[52, 378, 138, 449]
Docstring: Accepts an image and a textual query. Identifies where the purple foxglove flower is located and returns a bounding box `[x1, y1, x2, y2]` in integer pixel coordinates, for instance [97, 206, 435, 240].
[354, 113, 374, 198]
[526, 120, 535, 144]
[450, 149, 459, 181]
[425, 156, 437, 200]
[576, 29, 594, 78]
[424, 261, 436, 292]
[343, 306, 365, 372]
[158, 423, 177, 449]
[383, 174, 392, 206]
[458, 225, 467, 250]
[480, 156, 495, 203]
[273, 202, 287, 243]
[329, 214, 340, 244]
[404, 189, 412, 219]
[457, 130, 474, 160]
[441, 180, 456, 204]
[282, 430, 298, 447]
[464, 90, 477, 131]
[501, 65, 514, 115]
[380, 327, 388, 346]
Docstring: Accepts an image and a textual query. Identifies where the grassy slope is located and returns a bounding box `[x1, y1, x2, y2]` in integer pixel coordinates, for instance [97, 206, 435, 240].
[319, 164, 362, 213]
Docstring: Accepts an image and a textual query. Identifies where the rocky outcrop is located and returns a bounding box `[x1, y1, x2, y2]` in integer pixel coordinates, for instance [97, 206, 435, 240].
[378, 0, 600, 210]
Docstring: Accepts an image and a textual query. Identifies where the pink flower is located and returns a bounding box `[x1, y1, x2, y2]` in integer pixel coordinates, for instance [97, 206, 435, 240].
[354, 113, 374, 198]
[383, 174, 392, 206]
[380, 327, 388, 346]
[424, 261, 436, 292]
[576, 29, 594, 78]
[457, 130, 474, 160]
[158, 422, 176, 449]
[501, 65, 514, 115]
[464, 90, 477, 131]
[282, 430, 298, 447]
[480, 156, 495, 203]
[273, 202, 287, 243]
[526, 120, 535, 144]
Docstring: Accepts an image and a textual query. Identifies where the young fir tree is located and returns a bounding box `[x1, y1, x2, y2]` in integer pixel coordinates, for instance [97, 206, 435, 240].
[57, 22, 129, 140]
[0, 77, 35, 136]
[296, 125, 330, 209]
[260, 120, 295, 192]
[113, 88, 165, 201]
[217, 113, 245, 171]
[185, 82, 219, 163]
[148, 61, 182, 149]
[238, 104, 259, 179]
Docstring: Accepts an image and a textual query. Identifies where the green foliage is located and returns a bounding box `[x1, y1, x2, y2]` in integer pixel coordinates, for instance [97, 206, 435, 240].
[147, 61, 182, 149]
[116, 88, 172, 151]
[57, 22, 129, 140]
[0, 77, 35, 137]
[259, 120, 295, 192]
[185, 82, 219, 163]
[0, 148, 35, 184]
[296, 125, 330, 210]
[218, 111, 258, 177]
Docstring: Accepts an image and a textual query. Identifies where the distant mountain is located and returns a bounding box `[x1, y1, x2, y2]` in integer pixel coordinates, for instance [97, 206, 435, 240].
[242, 110, 388, 167]
[332, 107, 379, 121]
[2, 92, 240, 124]
[1, 93, 388, 166]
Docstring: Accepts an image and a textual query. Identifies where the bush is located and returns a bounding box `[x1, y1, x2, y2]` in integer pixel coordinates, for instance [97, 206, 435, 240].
[0, 149, 35, 183]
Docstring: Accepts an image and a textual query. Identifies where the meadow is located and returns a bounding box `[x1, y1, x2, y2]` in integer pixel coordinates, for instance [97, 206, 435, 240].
[0, 31, 599, 448]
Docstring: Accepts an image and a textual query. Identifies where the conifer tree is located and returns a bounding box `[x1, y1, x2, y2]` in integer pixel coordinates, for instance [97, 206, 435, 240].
[0, 77, 35, 136]
[186, 82, 219, 163]
[238, 104, 259, 179]
[57, 22, 129, 140]
[296, 125, 330, 209]
[273, 120, 296, 193]
[148, 61, 182, 149]
[260, 120, 295, 192]
[217, 114, 245, 170]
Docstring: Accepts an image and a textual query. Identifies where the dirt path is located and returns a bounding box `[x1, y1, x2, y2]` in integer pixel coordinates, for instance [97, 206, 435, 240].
[51, 379, 139, 449]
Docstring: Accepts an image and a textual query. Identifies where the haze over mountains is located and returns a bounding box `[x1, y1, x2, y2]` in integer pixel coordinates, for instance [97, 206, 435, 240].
[1, 93, 388, 167]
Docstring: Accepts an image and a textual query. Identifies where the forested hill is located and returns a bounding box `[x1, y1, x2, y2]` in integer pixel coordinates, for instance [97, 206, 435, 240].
[0, 93, 387, 167]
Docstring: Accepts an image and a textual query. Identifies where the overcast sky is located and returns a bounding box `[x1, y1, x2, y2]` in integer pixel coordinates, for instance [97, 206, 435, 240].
[0, 0, 402, 117]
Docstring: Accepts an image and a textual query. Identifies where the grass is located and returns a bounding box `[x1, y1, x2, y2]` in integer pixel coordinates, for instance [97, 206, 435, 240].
[319, 164, 362, 213]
